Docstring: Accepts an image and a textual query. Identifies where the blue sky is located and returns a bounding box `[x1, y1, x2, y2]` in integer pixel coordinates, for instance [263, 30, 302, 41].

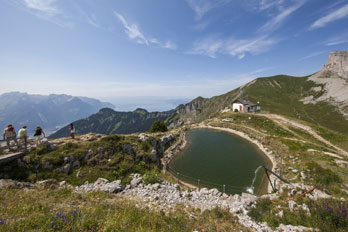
[1, 0, 348, 111]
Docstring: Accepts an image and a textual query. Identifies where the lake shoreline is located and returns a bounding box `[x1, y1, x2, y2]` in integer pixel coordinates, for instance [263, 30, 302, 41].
[169, 125, 277, 194]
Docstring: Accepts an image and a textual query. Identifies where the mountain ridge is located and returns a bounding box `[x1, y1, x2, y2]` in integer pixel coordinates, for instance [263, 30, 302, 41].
[49, 107, 171, 139]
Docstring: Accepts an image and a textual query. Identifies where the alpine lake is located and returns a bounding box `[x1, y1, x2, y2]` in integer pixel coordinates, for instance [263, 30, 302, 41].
[169, 128, 272, 195]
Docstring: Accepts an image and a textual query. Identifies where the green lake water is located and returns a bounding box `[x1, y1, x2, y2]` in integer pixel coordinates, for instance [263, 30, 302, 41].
[169, 128, 272, 195]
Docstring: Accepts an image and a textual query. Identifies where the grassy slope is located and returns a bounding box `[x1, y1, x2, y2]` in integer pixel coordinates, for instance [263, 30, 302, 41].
[242, 75, 348, 135]
[0, 188, 249, 232]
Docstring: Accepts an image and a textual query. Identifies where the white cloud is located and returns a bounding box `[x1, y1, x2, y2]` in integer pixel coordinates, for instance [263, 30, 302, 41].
[113, 11, 177, 50]
[185, 0, 231, 19]
[326, 32, 348, 46]
[258, 1, 305, 33]
[298, 51, 327, 61]
[310, 4, 348, 30]
[189, 35, 278, 59]
[327, 39, 348, 46]
[113, 11, 149, 45]
[86, 14, 104, 30]
[11, 0, 73, 28]
[188, 1, 302, 59]
[258, 0, 285, 11]
[23, 0, 59, 15]
[225, 36, 277, 58]
[189, 36, 223, 58]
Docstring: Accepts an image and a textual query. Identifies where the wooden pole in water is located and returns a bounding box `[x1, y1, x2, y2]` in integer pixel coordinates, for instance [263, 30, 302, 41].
[223, 184, 226, 194]
[198, 179, 200, 191]
[177, 172, 180, 184]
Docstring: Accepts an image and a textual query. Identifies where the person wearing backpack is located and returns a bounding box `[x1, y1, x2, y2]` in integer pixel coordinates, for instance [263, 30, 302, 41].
[3, 124, 18, 149]
[33, 126, 45, 146]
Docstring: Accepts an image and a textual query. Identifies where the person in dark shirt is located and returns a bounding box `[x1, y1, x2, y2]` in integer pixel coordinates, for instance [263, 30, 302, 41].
[33, 126, 45, 146]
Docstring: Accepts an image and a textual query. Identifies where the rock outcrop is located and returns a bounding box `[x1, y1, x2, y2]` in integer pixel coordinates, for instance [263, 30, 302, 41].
[303, 51, 348, 117]
[322, 51, 348, 78]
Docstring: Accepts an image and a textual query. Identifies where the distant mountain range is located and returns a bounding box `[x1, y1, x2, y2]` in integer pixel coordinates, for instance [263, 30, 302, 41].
[0, 92, 114, 135]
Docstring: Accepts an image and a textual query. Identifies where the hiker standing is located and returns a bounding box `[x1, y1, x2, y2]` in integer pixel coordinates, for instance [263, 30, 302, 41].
[3, 124, 18, 149]
[69, 123, 75, 139]
[18, 125, 28, 149]
[33, 126, 45, 146]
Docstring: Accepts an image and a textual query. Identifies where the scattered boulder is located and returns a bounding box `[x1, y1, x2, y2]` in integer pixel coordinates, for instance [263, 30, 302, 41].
[72, 160, 80, 169]
[130, 173, 142, 187]
[36, 179, 59, 189]
[138, 133, 149, 142]
[75, 178, 123, 194]
[63, 163, 71, 174]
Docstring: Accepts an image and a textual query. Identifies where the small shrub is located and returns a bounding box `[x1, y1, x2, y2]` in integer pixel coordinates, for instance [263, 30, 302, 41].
[143, 169, 163, 185]
[234, 109, 239, 112]
[149, 120, 168, 133]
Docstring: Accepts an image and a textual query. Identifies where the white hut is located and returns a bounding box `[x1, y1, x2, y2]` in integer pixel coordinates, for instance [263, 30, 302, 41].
[232, 99, 257, 113]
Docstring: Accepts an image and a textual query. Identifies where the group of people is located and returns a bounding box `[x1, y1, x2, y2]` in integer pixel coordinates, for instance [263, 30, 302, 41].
[2, 123, 76, 151]
[3, 124, 45, 149]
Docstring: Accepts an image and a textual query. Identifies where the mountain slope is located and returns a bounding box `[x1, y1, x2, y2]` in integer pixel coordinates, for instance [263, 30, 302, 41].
[49, 108, 171, 139]
[170, 51, 348, 135]
[240, 75, 348, 134]
[0, 92, 114, 134]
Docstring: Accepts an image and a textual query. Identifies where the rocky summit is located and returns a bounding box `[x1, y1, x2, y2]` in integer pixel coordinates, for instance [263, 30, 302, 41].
[322, 51, 348, 78]
[306, 51, 348, 117]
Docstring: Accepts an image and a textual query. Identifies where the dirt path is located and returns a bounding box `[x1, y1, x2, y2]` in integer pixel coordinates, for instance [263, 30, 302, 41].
[263, 114, 348, 157]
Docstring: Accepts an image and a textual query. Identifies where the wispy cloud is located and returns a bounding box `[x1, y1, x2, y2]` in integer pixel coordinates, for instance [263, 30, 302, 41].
[189, 35, 278, 59]
[188, 0, 303, 59]
[298, 51, 326, 61]
[11, 0, 73, 28]
[258, 1, 305, 33]
[326, 32, 348, 46]
[86, 14, 103, 29]
[186, 0, 231, 20]
[258, 0, 285, 11]
[310, 3, 348, 30]
[23, 0, 59, 15]
[113, 11, 149, 45]
[113, 11, 177, 50]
